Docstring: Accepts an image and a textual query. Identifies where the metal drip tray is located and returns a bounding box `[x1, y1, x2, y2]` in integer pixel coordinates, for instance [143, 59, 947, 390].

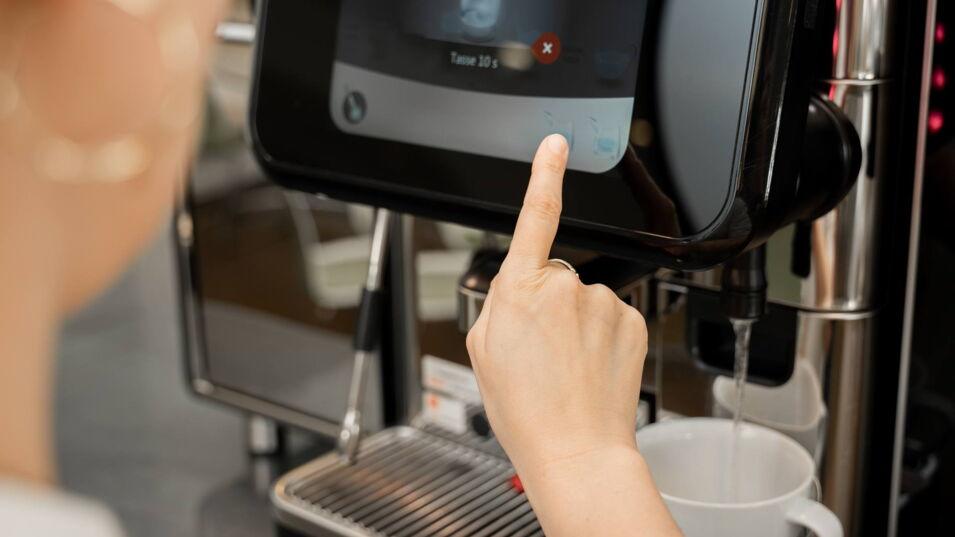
[272, 427, 543, 537]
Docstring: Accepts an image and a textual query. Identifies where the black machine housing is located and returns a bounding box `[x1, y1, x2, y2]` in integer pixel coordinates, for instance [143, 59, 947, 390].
[250, 0, 827, 269]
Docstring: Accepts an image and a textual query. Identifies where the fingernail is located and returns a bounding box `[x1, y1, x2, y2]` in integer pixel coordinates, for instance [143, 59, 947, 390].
[545, 133, 568, 155]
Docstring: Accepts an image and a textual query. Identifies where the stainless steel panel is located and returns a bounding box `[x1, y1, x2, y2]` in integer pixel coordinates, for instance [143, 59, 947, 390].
[803, 82, 887, 311]
[801, 0, 896, 313]
[814, 316, 876, 536]
[833, 0, 894, 80]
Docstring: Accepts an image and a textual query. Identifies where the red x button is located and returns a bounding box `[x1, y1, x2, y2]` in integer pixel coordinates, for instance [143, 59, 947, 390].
[532, 32, 562, 65]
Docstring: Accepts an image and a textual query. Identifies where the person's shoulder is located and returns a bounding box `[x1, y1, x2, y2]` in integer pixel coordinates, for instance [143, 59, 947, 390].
[0, 479, 124, 537]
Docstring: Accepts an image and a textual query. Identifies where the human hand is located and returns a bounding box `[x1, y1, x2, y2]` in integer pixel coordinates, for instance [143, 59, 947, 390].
[465, 135, 680, 536]
[465, 134, 649, 479]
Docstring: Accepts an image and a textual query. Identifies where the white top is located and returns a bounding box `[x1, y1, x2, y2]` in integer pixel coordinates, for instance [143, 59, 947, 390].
[0, 480, 124, 536]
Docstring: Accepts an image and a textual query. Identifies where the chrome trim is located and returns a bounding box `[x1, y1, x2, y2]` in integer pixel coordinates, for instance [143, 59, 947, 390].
[395, 215, 422, 424]
[888, 1, 937, 534]
[813, 316, 876, 535]
[822, 78, 885, 86]
[340, 209, 392, 461]
[339, 349, 375, 461]
[216, 22, 256, 45]
[833, 0, 894, 80]
[797, 309, 877, 322]
[457, 286, 487, 333]
[365, 209, 391, 290]
[657, 278, 878, 321]
[247, 414, 280, 455]
[802, 82, 888, 312]
[800, 0, 897, 313]
[173, 184, 343, 439]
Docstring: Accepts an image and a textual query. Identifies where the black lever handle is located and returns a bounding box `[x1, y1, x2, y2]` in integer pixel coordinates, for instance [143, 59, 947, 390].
[792, 93, 863, 221]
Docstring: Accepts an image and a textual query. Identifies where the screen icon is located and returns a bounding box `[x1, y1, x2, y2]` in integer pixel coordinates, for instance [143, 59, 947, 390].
[544, 112, 574, 151]
[590, 118, 621, 160]
[532, 32, 562, 65]
[460, 0, 502, 42]
[343, 91, 367, 124]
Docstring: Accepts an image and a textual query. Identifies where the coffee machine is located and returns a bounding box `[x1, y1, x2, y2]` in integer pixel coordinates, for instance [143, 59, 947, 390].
[175, 0, 943, 535]
[646, 1, 926, 534]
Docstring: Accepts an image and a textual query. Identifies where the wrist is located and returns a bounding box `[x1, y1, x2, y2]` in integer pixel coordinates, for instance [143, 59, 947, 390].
[518, 442, 646, 496]
[516, 444, 681, 537]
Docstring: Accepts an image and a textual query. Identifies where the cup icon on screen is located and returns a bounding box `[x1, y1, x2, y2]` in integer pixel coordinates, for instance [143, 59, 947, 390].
[590, 118, 621, 160]
[544, 112, 574, 151]
[460, 0, 502, 42]
[343, 91, 367, 124]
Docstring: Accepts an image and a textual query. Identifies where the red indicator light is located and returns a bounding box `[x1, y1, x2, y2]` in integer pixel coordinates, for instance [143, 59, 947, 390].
[929, 110, 944, 134]
[933, 68, 947, 90]
[509, 474, 524, 494]
[937, 24, 946, 44]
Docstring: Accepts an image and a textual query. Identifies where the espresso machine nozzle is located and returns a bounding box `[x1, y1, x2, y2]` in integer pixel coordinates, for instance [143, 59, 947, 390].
[720, 246, 769, 323]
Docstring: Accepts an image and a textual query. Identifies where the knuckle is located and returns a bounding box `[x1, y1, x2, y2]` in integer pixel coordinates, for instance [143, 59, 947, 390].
[548, 269, 581, 293]
[616, 310, 648, 357]
[589, 283, 619, 304]
[465, 328, 479, 356]
[624, 306, 649, 337]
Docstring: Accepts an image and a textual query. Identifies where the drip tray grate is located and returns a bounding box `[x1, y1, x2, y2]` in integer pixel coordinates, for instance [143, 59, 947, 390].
[272, 427, 543, 537]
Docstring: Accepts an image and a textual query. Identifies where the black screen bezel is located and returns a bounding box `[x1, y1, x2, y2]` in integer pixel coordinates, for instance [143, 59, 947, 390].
[249, 0, 794, 269]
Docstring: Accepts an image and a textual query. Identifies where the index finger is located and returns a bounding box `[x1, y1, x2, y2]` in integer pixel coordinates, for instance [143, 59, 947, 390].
[504, 134, 570, 272]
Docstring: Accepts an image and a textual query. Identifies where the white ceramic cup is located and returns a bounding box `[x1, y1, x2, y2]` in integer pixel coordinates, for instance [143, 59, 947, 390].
[637, 418, 843, 537]
[712, 361, 827, 463]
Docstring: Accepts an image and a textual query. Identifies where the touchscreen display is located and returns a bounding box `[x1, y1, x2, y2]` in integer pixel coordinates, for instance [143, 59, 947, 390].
[331, 0, 649, 173]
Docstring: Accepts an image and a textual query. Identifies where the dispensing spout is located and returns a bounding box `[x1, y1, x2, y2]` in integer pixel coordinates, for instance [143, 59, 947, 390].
[720, 246, 768, 322]
[720, 246, 768, 424]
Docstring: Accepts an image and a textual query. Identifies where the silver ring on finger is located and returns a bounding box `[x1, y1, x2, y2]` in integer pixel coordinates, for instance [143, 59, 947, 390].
[547, 258, 578, 277]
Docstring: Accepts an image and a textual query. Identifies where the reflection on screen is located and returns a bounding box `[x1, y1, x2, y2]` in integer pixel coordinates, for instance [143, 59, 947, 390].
[331, 0, 648, 173]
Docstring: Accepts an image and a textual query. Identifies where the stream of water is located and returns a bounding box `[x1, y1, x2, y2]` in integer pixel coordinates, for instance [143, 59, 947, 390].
[725, 318, 755, 502]
[731, 319, 755, 429]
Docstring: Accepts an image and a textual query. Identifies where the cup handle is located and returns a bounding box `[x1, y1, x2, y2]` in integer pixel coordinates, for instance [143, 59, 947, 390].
[785, 497, 844, 537]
